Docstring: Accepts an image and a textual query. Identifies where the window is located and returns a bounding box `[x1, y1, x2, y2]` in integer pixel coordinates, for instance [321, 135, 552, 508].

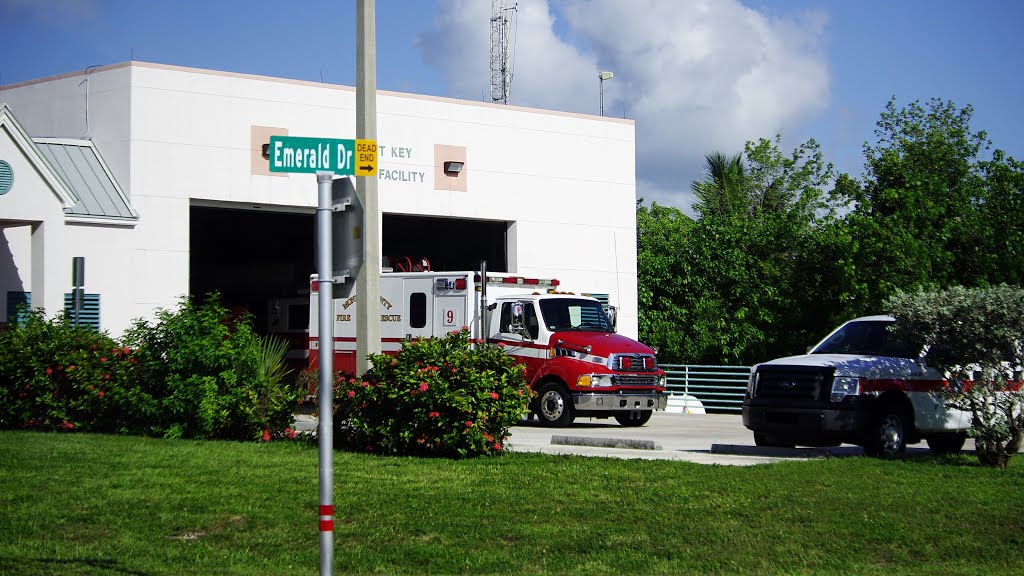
[409, 292, 427, 328]
[498, 302, 540, 340]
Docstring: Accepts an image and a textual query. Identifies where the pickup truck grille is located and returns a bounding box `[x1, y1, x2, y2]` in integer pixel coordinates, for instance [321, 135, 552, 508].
[612, 374, 661, 387]
[753, 366, 833, 401]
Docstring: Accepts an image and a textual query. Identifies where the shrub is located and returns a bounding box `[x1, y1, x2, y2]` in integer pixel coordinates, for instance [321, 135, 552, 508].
[122, 294, 302, 441]
[333, 329, 530, 458]
[885, 284, 1024, 468]
[0, 308, 149, 433]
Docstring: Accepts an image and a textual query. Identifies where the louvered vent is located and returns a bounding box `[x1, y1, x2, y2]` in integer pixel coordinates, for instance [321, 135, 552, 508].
[0, 160, 13, 195]
[64, 293, 101, 330]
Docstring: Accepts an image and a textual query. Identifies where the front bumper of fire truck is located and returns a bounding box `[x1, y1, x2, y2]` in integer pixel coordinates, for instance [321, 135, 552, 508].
[573, 392, 668, 412]
[572, 372, 668, 412]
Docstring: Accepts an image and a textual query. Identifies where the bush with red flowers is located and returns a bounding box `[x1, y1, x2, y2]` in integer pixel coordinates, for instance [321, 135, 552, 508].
[333, 329, 530, 458]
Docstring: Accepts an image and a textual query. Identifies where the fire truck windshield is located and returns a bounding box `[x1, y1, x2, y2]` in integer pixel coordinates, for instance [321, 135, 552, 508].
[539, 298, 612, 332]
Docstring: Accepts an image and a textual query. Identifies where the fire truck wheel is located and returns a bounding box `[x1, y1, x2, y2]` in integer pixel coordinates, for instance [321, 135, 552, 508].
[614, 411, 652, 427]
[536, 382, 574, 427]
[863, 406, 908, 458]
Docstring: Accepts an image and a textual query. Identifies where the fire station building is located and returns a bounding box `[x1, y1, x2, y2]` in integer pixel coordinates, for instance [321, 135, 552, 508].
[0, 61, 640, 346]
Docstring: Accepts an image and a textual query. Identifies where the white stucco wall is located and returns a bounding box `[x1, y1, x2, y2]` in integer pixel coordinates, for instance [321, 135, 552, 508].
[1, 62, 639, 338]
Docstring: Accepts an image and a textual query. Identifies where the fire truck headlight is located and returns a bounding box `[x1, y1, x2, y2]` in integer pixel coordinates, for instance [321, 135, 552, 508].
[578, 374, 613, 388]
[830, 377, 860, 403]
[658, 374, 666, 388]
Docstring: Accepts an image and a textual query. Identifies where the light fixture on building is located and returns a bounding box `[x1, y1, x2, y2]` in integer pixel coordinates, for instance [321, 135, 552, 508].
[261, 143, 270, 159]
[598, 71, 614, 116]
[443, 161, 464, 174]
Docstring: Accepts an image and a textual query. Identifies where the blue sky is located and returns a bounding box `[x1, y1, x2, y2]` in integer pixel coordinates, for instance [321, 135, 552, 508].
[2, 0, 1021, 211]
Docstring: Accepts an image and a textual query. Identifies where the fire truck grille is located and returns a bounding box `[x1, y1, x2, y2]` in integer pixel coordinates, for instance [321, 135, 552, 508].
[612, 354, 658, 372]
[612, 374, 661, 387]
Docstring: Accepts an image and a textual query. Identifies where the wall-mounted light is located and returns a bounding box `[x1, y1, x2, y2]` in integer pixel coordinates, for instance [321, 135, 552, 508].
[261, 143, 270, 159]
[443, 160, 464, 174]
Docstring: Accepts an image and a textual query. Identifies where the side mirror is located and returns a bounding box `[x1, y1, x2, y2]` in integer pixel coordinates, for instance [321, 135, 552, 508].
[510, 302, 528, 338]
[605, 305, 618, 332]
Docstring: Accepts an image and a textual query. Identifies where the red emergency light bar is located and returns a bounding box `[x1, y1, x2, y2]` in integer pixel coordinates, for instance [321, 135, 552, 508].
[473, 274, 560, 287]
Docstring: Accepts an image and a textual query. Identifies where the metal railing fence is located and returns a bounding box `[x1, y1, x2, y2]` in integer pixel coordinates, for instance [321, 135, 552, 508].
[662, 364, 751, 413]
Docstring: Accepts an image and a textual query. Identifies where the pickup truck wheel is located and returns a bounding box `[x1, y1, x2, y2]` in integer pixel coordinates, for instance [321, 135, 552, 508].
[536, 383, 574, 427]
[926, 434, 966, 454]
[614, 410, 652, 427]
[863, 407, 908, 458]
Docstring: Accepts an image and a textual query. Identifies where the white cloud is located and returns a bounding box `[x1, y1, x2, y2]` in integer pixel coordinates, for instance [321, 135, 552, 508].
[419, 0, 830, 213]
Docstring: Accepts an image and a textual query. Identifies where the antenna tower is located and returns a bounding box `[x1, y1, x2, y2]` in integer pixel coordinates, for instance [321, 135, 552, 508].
[489, 0, 515, 104]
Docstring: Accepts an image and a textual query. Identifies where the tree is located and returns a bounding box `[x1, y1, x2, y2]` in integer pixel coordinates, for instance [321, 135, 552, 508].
[691, 152, 746, 219]
[885, 285, 1024, 468]
[636, 137, 853, 365]
[839, 98, 993, 314]
[635, 200, 694, 363]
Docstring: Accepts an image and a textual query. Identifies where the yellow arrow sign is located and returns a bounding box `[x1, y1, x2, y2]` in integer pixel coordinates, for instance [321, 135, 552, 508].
[355, 139, 378, 176]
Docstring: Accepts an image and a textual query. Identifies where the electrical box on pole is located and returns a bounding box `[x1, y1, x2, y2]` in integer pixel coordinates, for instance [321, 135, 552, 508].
[330, 176, 364, 299]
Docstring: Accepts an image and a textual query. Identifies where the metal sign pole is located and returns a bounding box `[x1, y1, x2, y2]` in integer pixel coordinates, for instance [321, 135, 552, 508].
[316, 171, 335, 576]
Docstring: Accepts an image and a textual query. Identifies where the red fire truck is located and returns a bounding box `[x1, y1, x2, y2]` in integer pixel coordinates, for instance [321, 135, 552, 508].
[308, 270, 667, 426]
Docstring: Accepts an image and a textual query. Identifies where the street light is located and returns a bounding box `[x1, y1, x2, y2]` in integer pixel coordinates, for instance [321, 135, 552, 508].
[598, 71, 614, 116]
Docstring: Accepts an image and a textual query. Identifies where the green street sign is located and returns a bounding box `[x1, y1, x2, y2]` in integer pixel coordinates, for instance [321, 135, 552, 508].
[268, 136, 377, 176]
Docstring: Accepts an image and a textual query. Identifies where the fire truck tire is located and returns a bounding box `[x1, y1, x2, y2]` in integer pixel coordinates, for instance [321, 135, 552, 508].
[862, 405, 908, 458]
[536, 382, 574, 427]
[614, 411, 652, 427]
[926, 434, 966, 454]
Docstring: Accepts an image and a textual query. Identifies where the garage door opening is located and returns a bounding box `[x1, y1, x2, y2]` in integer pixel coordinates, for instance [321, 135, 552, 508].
[189, 205, 314, 341]
[383, 214, 507, 272]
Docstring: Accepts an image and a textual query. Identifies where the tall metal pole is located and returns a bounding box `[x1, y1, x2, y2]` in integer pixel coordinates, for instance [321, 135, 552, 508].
[356, 0, 381, 374]
[316, 172, 335, 576]
[600, 77, 604, 117]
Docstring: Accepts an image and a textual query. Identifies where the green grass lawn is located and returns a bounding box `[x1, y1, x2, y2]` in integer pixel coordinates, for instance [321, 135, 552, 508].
[1, 431, 1023, 575]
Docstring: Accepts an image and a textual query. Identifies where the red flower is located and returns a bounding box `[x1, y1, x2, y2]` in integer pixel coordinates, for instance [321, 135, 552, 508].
[97, 390, 106, 398]
[68, 365, 76, 371]
[419, 382, 429, 393]
[497, 341, 506, 347]
[494, 443, 503, 451]
[483, 433, 494, 442]
[261, 429, 271, 442]
[429, 411, 440, 418]
[62, 420, 74, 430]
[45, 367, 53, 376]
[104, 374, 110, 380]
[347, 390, 356, 398]
[286, 428, 297, 439]
[489, 392, 499, 400]
[100, 357, 107, 363]
[465, 421, 474, 428]
[18, 392, 26, 399]
[123, 346, 131, 354]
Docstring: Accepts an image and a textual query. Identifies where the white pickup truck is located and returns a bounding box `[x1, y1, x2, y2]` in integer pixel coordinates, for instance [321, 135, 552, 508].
[741, 315, 969, 456]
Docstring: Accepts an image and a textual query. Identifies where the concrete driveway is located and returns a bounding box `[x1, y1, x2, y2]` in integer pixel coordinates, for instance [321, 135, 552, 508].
[295, 411, 965, 466]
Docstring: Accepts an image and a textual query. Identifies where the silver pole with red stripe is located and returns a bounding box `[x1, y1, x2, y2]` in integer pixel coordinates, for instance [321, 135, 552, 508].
[316, 171, 335, 575]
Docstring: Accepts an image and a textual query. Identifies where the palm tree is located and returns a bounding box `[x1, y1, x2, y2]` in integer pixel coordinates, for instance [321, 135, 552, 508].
[691, 152, 746, 219]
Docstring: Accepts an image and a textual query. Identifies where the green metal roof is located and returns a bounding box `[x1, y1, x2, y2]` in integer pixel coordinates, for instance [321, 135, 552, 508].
[33, 138, 138, 224]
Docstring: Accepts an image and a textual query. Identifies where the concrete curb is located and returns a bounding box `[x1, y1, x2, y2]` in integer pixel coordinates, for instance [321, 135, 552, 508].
[711, 443, 834, 458]
[551, 435, 663, 451]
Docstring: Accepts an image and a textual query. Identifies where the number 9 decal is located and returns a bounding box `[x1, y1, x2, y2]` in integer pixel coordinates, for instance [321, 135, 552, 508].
[445, 309, 455, 325]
